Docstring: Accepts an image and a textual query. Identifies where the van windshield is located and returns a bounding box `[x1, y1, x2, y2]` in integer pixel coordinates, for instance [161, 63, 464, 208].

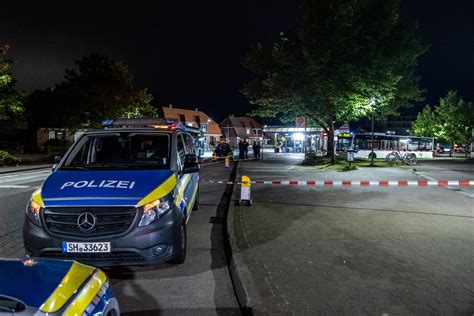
[61, 132, 171, 170]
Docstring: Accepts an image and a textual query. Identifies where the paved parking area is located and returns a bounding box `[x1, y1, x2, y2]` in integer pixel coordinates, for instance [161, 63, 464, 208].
[230, 154, 474, 314]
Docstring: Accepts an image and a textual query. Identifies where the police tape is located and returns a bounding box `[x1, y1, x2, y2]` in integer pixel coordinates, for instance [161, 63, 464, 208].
[199, 157, 257, 167]
[201, 179, 474, 186]
[199, 160, 226, 167]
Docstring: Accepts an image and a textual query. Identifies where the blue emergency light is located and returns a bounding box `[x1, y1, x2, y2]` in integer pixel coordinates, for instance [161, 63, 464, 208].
[101, 118, 200, 134]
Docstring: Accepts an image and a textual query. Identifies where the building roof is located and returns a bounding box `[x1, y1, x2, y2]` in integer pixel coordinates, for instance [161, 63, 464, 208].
[220, 116, 263, 138]
[161, 106, 221, 135]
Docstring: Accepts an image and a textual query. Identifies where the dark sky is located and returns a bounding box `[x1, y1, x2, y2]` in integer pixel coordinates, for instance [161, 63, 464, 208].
[1, 1, 472, 121]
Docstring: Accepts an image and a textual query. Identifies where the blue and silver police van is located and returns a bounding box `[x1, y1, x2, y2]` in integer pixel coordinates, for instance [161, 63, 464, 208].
[23, 118, 200, 266]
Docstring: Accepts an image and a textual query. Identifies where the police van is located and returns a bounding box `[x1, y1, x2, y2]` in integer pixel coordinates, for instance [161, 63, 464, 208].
[23, 118, 200, 266]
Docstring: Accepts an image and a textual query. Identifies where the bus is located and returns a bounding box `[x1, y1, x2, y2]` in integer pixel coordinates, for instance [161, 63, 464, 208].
[336, 133, 434, 159]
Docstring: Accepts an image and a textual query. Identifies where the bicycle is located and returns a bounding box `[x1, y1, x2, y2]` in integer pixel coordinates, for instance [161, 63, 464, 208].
[385, 151, 417, 166]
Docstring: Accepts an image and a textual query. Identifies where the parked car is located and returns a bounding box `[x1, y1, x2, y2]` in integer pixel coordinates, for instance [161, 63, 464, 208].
[0, 258, 119, 315]
[212, 143, 234, 160]
[454, 145, 469, 153]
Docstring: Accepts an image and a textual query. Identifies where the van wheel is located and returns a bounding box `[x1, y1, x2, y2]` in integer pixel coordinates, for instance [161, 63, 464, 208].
[167, 221, 187, 264]
[192, 185, 200, 211]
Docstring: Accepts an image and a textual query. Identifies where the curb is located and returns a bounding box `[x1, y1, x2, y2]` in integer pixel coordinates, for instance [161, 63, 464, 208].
[226, 203, 263, 315]
[223, 162, 263, 315]
[0, 165, 50, 175]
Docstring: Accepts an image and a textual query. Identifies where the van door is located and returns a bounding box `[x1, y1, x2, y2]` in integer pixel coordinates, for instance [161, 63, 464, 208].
[183, 133, 199, 212]
[175, 133, 188, 215]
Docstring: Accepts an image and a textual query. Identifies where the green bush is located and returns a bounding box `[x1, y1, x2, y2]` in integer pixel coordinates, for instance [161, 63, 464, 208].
[0, 150, 16, 165]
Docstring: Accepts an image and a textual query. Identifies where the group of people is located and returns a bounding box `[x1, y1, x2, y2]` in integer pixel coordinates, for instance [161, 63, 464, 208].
[238, 138, 261, 160]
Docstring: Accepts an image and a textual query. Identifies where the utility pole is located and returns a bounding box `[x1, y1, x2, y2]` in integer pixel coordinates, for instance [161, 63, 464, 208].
[370, 110, 375, 167]
[304, 118, 307, 159]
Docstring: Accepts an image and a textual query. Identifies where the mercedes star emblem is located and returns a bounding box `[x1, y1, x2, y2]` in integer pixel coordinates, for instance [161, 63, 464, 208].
[77, 212, 96, 231]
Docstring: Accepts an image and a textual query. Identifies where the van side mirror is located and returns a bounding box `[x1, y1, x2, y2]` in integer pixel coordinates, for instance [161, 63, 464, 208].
[52, 155, 62, 172]
[183, 154, 199, 174]
[185, 154, 197, 162]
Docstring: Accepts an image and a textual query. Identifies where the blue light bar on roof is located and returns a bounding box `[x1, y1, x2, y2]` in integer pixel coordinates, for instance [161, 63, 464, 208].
[102, 118, 179, 128]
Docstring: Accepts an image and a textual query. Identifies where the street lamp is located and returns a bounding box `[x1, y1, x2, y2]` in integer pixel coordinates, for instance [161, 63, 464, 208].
[369, 98, 376, 167]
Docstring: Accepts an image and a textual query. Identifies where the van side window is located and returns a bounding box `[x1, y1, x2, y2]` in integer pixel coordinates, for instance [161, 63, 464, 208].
[184, 134, 195, 155]
[176, 134, 186, 167]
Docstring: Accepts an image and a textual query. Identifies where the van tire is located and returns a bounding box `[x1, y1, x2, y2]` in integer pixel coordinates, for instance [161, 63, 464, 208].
[167, 220, 187, 264]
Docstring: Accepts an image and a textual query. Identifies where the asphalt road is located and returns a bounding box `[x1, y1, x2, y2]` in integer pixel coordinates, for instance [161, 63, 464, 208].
[0, 163, 240, 315]
[230, 154, 474, 314]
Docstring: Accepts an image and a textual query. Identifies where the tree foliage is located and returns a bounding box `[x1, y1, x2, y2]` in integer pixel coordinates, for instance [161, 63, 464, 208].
[0, 44, 25, 125]
[414, 91, 473, 146]
[53, 54, 156, 129]
[412, 105, 437, 138]
[435, 91, 473, 146]
[242, 0, 426, 163]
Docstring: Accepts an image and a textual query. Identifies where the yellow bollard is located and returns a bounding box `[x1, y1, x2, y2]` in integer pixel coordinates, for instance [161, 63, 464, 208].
[240, 175, 252, 206]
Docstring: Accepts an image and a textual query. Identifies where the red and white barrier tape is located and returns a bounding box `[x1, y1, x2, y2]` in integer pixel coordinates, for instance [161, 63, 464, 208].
[202, 180, 474, 186]
[199, 157, 257, 167]
[199, 160, 226, 167]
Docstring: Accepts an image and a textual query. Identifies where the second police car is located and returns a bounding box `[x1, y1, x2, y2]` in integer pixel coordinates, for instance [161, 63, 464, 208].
[23, 118, 200, 266]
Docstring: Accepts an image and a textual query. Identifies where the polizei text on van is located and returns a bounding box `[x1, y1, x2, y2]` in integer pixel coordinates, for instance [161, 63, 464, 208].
[60, 180, 137, 190]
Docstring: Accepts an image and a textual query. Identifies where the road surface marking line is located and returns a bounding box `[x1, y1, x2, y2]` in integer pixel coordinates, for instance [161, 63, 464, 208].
[0, 173, 50, 183]
[0, 185, 30, 188]
[0, 170, 50, 179]
[413, 171, 474, 199]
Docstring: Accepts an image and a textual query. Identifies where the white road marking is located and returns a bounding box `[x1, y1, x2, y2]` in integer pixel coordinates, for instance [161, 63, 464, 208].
[0, 185, 30, 188]
[0, 169, 50, 179]
[413, 170, 474, 199]
[0, 172, 50, 184]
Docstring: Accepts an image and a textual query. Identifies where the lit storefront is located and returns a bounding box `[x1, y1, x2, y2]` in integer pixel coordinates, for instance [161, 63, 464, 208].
[263, 126, 325, 153]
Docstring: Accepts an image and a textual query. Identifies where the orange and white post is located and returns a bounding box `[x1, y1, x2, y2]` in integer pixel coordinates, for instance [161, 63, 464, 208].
[224, 156, 230, 168]
[240, 175, 252, 206]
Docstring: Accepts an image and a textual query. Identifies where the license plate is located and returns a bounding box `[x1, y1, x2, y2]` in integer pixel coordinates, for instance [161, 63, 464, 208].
[62, 242, 111, 253]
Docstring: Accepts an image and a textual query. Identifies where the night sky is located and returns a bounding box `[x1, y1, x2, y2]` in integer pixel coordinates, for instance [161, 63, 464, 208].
[1, 1, 472, 121]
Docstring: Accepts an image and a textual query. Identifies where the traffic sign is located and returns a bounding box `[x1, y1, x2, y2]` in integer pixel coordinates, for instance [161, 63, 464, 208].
[295, 116, 307, 128]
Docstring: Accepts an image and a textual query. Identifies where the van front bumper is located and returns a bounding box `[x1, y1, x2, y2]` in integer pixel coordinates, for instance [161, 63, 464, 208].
[23, 207, 184, 267]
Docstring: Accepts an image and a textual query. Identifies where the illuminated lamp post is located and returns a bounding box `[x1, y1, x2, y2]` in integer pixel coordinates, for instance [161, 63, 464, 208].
[369, 97, 376, 167]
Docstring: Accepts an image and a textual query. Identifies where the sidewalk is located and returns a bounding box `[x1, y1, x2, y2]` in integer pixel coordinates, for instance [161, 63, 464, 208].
[0, 164, 51, 174]
[226, 153, 474, 314]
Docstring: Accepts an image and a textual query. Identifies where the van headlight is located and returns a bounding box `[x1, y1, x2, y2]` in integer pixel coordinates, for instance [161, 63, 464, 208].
[138, 198, 171, 227]
[26, 200, 42, 227]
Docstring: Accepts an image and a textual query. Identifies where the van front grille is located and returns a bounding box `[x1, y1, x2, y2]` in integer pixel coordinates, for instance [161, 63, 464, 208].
[43, 207, 137, 237]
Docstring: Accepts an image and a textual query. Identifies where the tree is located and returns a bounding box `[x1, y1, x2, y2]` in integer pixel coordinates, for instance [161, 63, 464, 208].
[412, 105, 437, 137]
[0, 44, 24, 125]
[435, 91, 472, 151]
[53, 54, 156, 129]
[243, 0, 426, 164]
[412, 91, 473, 156]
